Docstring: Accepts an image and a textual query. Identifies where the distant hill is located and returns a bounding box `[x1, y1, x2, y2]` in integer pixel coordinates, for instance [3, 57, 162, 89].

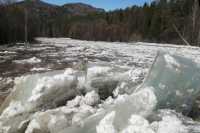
[62, 3, 104, 15]
[14, 0, 62, 18]
[16, 0, 58, 8]
[13, 0, 104, 16]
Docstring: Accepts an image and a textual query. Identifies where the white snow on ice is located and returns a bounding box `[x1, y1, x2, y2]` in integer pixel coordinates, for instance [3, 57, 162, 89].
[1, 38, 200, 133]
[1, 101, 25, 118]
[96, 111, 117, 133]
[164, 54, 180, 69]
[13, 57, 41, 64]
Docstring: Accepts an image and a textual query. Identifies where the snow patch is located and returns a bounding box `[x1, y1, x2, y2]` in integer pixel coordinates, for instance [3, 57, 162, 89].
[129, 68, 146, 82]
[13, 57, 41, 64]
[66, 91, 100, 107]
[87, 66, 112, 78]
[25, 119, 41, 133]
[130, 87, 157, 116]
[121, 115, 155, 133]
[113, 82, 129, 97]
[151, 114, 188, 133]
[67, 96, 83, 108]
[0, 51, 16, 54]
[96, 111, 116, 133]
[31, 67, 50, 72]
[83, 91, 100, 106]
[72, 104, 96, 126]
[28, 72, 75, 102]
[0, 122, 11, 133]
[1, 101, 26, 118]
[48, 114, 68, 133]
[64, 68, 76, 75]
[164, 54, 180, 69]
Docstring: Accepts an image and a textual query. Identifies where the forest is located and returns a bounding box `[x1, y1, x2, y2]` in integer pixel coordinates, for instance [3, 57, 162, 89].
[0, 0, 200, 46]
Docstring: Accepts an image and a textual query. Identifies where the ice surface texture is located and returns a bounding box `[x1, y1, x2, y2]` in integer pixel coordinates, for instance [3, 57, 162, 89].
[59, 52, 200, 133]
[141, 51, 200, 115]
[1, 51, 200, 133]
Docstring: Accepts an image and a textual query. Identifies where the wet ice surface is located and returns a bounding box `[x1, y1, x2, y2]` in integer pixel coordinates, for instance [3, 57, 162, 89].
[0, 39, 200, 76]
[0, 38, 200, 104]
[1, 38, 200, 132]
[1, 38, 199, 77]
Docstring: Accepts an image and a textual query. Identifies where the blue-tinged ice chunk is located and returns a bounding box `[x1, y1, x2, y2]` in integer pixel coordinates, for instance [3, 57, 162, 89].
[140, 51, 200, 115]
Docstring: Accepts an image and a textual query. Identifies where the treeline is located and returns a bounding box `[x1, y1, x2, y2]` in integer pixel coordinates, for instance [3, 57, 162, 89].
[0, 0, 69, 44]
[0, 0, 200, 46]
[67, 0, 198, 45]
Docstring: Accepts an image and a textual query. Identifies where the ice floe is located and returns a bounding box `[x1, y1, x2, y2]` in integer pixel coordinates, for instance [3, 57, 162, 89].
[13, 57, 41, 64]
[1, 38, 200, 133]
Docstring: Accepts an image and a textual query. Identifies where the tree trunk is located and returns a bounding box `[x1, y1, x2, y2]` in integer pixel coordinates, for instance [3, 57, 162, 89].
[25, 8, 28, 44]
[24, 0, 29, 47]
[173, 24, 191, 46]
[192, 0, 200, 45]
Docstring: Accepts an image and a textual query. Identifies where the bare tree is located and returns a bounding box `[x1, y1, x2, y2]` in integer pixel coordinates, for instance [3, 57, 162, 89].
[195, 0, 200, 46]
[192, 0, 198, 30]
[173, 24, 191, 46]
[24, 0, 29, 47]
[191, 0, 199, 44]
[25, 4, 28, 45]
[173, 0, 200, 46]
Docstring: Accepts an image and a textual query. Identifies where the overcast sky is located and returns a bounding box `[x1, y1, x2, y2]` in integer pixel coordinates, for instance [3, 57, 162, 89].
[43, 0, 153, 11]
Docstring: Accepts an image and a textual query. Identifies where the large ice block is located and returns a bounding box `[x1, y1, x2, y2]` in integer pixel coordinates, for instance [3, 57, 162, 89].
[140, 51, 200, 115]
[59, 52, 200, 133]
